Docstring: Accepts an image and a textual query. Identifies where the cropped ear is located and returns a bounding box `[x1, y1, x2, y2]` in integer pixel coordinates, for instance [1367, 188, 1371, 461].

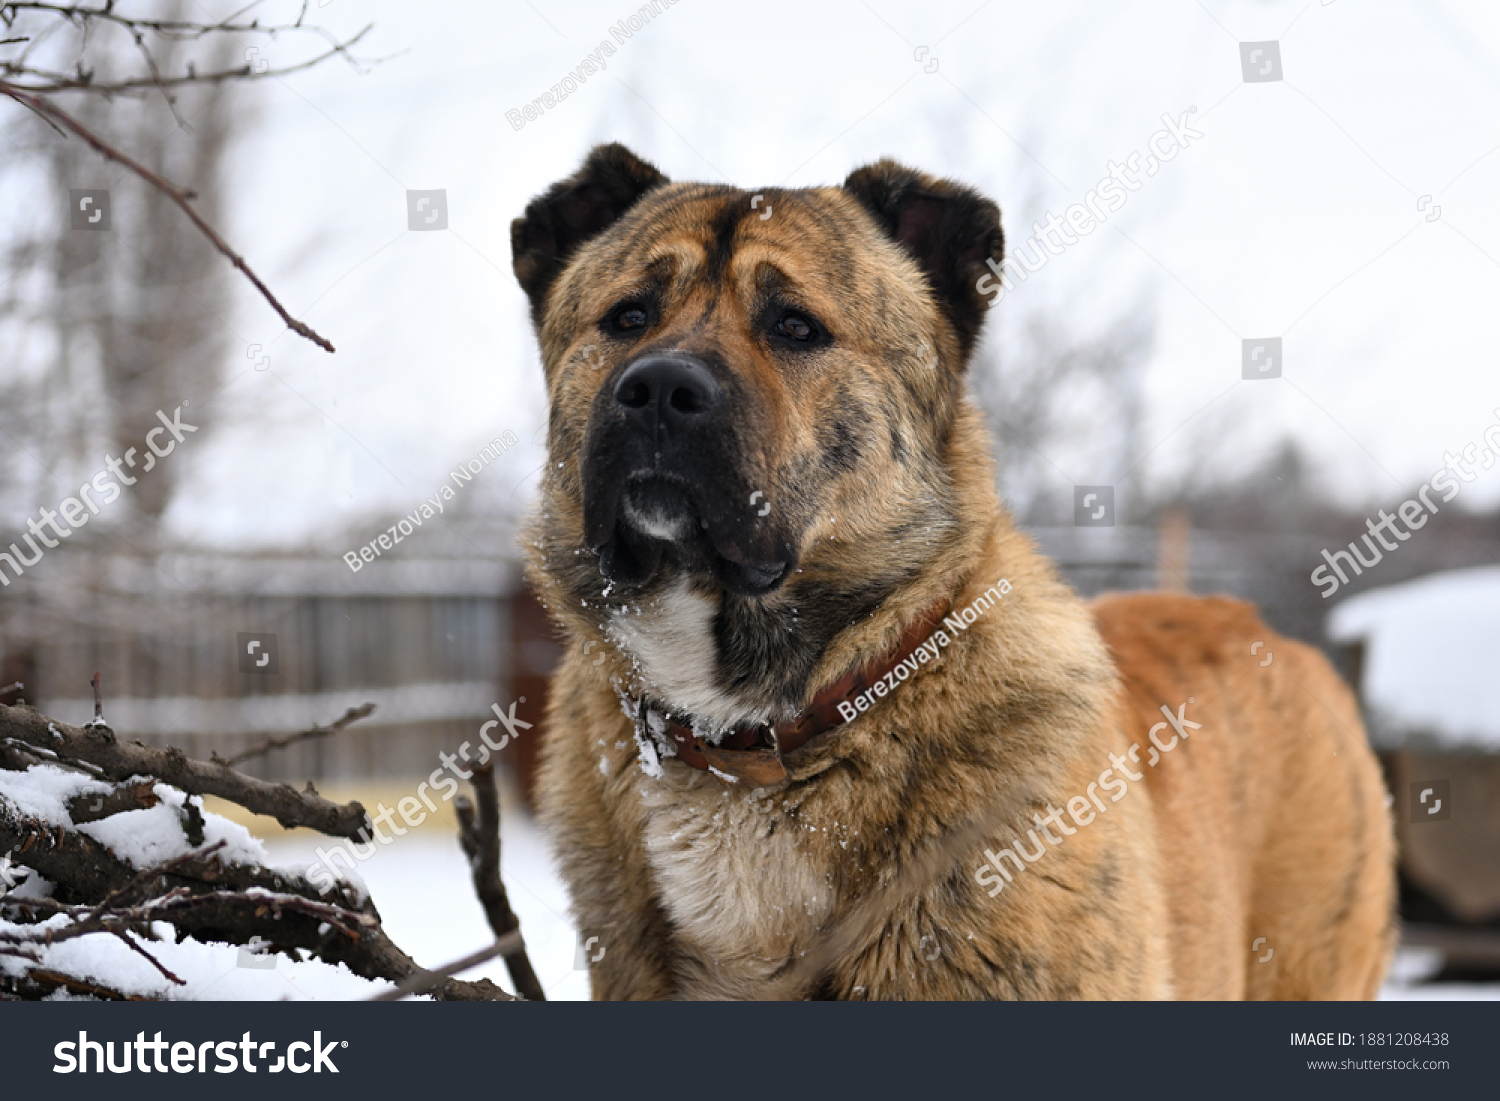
[511, 143, 668, 325]
[842, 159, 1004, 359]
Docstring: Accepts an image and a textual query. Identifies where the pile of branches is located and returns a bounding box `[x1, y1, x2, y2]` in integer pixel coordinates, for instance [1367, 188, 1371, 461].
[0, 686, 544, 1002]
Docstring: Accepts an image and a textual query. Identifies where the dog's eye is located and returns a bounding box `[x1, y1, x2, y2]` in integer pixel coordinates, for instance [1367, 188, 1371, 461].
[610, 304, 650, 333]
[776, 311, 817, 342]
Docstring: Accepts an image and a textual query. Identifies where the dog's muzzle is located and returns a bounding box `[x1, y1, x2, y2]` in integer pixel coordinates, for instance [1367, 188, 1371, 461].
[580, 351, 795, 597]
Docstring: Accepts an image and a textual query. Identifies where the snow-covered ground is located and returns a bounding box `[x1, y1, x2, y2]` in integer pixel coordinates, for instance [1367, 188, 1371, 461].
[256, 807, 592, 1002]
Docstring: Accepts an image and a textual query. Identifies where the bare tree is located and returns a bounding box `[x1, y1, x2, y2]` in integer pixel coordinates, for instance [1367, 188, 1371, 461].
[0, 1, 374, 522]
[972, 298, 1154, 525]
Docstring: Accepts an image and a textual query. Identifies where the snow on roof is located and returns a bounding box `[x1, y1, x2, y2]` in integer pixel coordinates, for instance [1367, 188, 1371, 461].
[1327, 566, 1500, 750]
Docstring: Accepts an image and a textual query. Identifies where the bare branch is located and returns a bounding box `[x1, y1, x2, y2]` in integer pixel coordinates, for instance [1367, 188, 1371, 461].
[3, 25, 377, 95]
[222, 702, 377, 769]
[110, 928, 185, 986]
[369, 933, 525, 1002]
[4, 2, 326, 43]
[0, 81, 336, 352]
[0, 886, 378, 951]
[1, 691, 532, 1002]
[1, 966, 154, 1000]
[67, 779, 160, 823]
[0, 702, 371, 838]
[455, 762, 545, 1001]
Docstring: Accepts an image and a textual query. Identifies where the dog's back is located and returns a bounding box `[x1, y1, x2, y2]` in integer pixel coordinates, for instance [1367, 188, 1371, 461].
[1095, 592, 1397, 999]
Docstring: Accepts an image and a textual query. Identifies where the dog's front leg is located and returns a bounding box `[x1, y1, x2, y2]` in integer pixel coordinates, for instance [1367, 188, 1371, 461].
[536, 657, 683, 1000]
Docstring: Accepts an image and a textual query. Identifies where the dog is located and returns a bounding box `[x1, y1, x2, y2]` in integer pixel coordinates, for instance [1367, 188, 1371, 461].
[510, 144, 1396, 1000]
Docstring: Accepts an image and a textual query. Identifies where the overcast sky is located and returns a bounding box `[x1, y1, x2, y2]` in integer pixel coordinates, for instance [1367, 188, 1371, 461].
[147, 0, 1500, 547]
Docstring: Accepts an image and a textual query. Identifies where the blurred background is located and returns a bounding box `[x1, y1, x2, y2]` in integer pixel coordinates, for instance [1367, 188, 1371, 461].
[2, 0, 1498, 998]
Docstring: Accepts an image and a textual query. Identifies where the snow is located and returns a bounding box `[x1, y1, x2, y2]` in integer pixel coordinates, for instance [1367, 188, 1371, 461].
[0, 765, 266, 870]
[80, 785, 267, 871]
[257, 815, 591, 1002]
[0, 763, 109, 825]
[1, 765, 389, 998]
[0, 912, 392, 1000]
[1327, 566, 1500, 749]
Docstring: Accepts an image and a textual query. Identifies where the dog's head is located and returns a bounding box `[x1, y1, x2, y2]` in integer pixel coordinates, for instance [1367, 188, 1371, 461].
[514, 144, 1004, 720]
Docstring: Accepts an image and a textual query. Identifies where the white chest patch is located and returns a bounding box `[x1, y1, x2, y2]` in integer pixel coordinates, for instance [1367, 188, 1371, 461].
[608, 578, 768, 731]
[634, 776, 836, 998]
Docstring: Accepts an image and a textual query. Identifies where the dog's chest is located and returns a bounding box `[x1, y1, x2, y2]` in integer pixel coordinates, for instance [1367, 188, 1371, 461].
[607, 578, 771, 731]
[634, 778, 840, 997]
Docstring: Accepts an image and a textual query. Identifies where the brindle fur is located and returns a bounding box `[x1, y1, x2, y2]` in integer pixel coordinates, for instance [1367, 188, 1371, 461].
[511, 144, 1396, 1000]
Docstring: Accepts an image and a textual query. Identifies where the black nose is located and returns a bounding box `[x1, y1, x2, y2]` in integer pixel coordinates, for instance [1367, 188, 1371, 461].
[613, 355, 722, 435]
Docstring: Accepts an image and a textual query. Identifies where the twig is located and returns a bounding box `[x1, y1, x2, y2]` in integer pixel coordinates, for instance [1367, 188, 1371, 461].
[127, 26, 183, 128]
[85, 840, 229, 918]
[1, 967, 153, 1000]
[455, 763, 545, 1001]
[110, 929, 185, 985]
[0, 886, 378, 950]
[0, 81, 335, 352]
[223, 702, 376, 768]
[368, 933, 525, 1002]
[3, 26, 378, 95]
[0, 738, 42, 772]
[0, 703, 371, 839]
[3, 2, 341, 44]
[89, 670, 103, 724]
[1, 736, 109, 779]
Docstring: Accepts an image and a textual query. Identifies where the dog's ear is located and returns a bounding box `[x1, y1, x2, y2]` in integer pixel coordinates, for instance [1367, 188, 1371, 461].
[842, 159, 1004, 359]
[511, 143, 668, 324]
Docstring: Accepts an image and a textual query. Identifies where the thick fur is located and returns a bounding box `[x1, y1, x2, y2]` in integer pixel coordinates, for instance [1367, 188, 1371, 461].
[512, 144, 1396, 1000]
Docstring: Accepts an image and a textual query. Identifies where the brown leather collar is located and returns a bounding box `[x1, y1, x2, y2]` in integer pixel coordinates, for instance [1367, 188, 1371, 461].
[636, 597, 950, 785]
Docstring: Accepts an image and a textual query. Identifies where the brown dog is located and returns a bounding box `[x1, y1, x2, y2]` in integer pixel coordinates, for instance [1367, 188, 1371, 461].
[510, 144, 1396, 1000]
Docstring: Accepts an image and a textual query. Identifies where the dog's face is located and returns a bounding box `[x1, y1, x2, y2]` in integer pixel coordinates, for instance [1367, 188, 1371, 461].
[513, 144, 1004, 721]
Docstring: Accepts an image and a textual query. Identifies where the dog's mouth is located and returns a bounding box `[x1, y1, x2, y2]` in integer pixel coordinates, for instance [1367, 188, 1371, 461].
[620, 477, 697, 543]
[586, 473, 792, 598]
